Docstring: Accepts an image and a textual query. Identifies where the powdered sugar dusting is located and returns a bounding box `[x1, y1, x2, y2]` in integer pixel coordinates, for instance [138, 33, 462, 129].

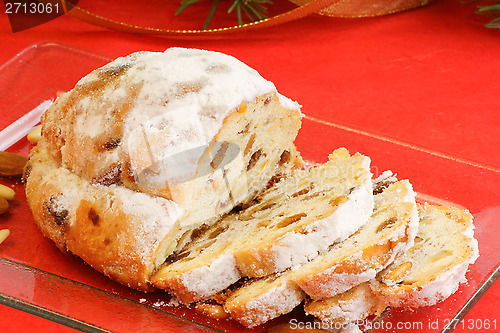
[237, 280, 304, 328]
[413, 218, 479, 307]
[67, 47, 300, 192]
[407, 258, 471, 307]
[311, 269, 378, 298]
[179, 253, 241, 300]
[93, 184, 184, 262]
[316, 288, 377, 324]
[109, 48, 299, 178]
[272, 178, 374, 272]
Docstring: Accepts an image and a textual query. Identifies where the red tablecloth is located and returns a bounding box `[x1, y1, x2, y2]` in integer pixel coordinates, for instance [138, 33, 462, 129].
[1, 0, 499, 332]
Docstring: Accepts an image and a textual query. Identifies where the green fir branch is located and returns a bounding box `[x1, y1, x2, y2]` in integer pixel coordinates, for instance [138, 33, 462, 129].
[462, 0, 500, 28]
[478, 1, 500, 28]
[176, 0, 273, 29]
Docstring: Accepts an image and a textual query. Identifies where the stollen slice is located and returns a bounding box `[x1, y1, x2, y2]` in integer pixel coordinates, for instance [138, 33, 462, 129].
[306, 203, 479, 326]
[303, 283, 383, 328]
[151, 148, 374, 302]
[224, 273, 306, 328]
[371, 203, 479, 307]
[221, 178, 416, 327]
[233, 148, 374, 278]
[292, 179, 419, 299]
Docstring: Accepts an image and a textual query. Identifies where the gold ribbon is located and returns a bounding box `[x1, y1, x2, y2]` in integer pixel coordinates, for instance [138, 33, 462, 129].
[289, 0, 433, 17]
[59, 0, 433, 36]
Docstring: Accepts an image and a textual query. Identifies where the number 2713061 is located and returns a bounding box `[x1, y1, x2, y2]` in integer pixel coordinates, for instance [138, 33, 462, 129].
[5, 2, 60, 14]
[444, 318, 497, 330]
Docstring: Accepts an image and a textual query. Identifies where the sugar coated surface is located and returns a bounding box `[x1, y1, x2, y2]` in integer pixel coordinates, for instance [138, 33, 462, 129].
[180, 253, 241, 298]
[115, 48, 295, 156]
[239, 280, 304, 327]
[72, 48, 300, 185]
[273, 178, 374, 271]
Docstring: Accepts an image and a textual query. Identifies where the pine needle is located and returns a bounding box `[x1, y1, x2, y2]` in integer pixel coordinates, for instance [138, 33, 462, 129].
[202, 0, 220, 30]
[464, 0, 500, 29]
[175, 0, 273, 30]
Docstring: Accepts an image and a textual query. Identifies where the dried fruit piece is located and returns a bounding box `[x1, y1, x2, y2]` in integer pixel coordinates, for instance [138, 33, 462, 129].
[278, 150, 291, 165]
[0, 151, 28, 178]
[376, 217, 397, 233]
[45, 194, 69, 227]
[246, 149, 263, 171]
[383, 261, 413, 284]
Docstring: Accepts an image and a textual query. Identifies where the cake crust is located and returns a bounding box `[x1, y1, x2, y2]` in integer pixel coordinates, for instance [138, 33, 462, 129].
[24, 144, 184, 290]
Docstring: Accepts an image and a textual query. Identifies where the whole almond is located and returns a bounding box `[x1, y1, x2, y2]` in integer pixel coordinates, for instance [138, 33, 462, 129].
[0, 151, 28, 178]
[0, 197, 8, 215]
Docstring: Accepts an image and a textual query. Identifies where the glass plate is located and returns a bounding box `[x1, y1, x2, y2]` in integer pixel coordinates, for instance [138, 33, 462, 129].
[0, 41, 498, 333]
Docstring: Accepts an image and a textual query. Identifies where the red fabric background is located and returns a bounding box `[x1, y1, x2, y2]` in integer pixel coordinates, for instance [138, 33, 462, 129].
[0, 0, 499, 331]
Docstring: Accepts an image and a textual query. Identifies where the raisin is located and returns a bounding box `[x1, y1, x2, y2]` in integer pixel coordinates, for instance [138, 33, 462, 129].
[376, 218, 397, 233]
[191, 224, 209, 240]
[247, 149, 263, 171]
[265, 173, 284, 190]
[243, 134, 256, 156]
[276, 213, 307, 228]
[373, 181, 392, 195]
[208, 226, 228, 239]
[165, 253, 177, 264]
[93, 163, 121, 186]
[210, 142, 229, 170]
[88, 208, 100, 226]
[291, 187, 310, 198]
[103, 138, 121, 150]
[46, 195, 69, 227]
[278, 150, 291, 166]
[165, 250, 191, 263]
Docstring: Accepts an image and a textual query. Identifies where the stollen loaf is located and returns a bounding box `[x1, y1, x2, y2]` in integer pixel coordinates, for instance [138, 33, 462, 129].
[24, 48, 303, 291]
